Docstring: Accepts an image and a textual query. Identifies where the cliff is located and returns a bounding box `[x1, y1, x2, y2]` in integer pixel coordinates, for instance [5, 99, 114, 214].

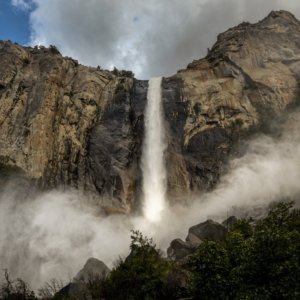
[163, 10, 300, 199]
[0, 10, 300, 211]
[0, 43, 142, 212]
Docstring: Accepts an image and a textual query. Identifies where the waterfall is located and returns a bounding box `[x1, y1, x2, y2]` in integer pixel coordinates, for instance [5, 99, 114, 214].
[141, 77, 167, 222]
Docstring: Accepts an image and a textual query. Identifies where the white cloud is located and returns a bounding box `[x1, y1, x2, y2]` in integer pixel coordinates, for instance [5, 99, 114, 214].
[11, 0, 33, 11]
[11, 0, 300, 78]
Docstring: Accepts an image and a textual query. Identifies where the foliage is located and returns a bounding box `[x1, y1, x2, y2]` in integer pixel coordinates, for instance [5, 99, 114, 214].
[188, 202, 300, 300]
[0, 270, 36, 300]
[38, 279, 64, 300]
[49, 45, 60, 55]
[111, 66, 134, 77]
[100, 230, 184, 300]
[188, 241, 230, 299]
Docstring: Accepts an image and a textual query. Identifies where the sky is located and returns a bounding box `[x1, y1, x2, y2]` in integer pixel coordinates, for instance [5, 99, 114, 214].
[1, 0, 300, 78]
[0, 0, 32, 44]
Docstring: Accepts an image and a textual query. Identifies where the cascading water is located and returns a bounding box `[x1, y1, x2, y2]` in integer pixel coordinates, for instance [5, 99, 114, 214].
[141, 77, 167, 222]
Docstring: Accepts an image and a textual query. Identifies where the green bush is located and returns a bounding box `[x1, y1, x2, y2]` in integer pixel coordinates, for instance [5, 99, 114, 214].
[101, 230, 182, 300]
[188, 202, 300, 300]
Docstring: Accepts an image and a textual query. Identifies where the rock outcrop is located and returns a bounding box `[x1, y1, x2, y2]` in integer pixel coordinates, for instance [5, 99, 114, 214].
[59, 258, 110, 299]
[167, 219, 228, 260]
[73, 257, 110, 283]
[1, 11, 300, 211]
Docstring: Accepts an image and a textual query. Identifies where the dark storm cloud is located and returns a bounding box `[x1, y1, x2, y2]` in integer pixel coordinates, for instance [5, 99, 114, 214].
[12, 0, 300, 78]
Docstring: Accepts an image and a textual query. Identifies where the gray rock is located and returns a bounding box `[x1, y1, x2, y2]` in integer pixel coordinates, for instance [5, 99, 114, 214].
[73, 257, 110, 283]
[222, 216, 238, 229]
[185, 232, 202, 248]
[58, 258, 110, 299]
[187, 220, 228, 243]
[167, 238, 193, 260]
[167, 220, 228, 261]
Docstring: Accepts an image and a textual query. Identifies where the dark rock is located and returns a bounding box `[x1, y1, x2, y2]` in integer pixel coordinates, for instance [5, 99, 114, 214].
[222, 216, 238, 229]
[58, 282, 87, 300]
[187, 220, 228, 242]
[167, 238, 194, 260]
[168, 219, 228, 261]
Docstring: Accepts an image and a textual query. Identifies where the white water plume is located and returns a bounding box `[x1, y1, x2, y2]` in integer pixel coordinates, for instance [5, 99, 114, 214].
[141, 77, 167, 222]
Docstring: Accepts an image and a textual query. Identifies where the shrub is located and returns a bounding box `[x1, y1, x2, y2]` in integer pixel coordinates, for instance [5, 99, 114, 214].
[101, 230, 172, 300]
[0, 270, 36, 300]
[49, 45, 60, 55]
[188, 202, 300, 300]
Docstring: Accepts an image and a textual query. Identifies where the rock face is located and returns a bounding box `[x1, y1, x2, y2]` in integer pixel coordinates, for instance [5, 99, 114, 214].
[1, 11, 300, 210]
[0, 43, 144, 211]
[163, 10, 300, 197]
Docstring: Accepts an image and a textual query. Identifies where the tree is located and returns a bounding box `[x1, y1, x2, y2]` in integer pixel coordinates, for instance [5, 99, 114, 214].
[38, 279, 64, 300]
[0, 270, 36, 300]
[188, 241, 230, 300]
[101, 230, 171, 300]
[188, 202, 300, 300]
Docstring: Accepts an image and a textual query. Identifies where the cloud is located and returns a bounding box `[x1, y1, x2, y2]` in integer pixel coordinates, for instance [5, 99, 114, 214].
[0, 189, 133, 289]
[11, 0, 33, 11]
[10, 0, 300, 78]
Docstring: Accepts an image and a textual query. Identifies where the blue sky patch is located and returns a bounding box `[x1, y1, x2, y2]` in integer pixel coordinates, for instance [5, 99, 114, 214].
[0, 0, 32, 45]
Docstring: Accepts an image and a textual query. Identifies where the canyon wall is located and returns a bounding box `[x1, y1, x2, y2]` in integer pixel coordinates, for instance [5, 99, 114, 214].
[0, 10, 300, 211]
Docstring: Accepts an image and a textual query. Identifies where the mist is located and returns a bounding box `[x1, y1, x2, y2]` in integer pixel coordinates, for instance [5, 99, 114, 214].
[1, 110, 300, 290]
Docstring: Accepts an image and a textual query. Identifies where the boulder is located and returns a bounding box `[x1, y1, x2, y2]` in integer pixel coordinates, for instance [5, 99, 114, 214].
[167, 239, 193, 260]
[168, 220, 228, 260]
[185, 232, 202, 248]
[187, 220, 228, 243]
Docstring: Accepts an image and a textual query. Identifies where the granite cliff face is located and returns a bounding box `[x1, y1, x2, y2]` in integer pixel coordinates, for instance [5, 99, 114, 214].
[0, 43, 142, 211]
[0, 10, 300, 211]
[163, 10, 300, 199]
